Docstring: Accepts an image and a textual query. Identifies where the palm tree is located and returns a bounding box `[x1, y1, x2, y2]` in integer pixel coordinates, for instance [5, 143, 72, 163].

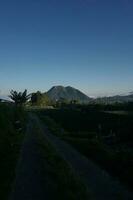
[9, 89, 29, 106]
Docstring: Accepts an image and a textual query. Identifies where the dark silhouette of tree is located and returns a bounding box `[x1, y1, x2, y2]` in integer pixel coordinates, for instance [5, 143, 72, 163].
[31, 91, 51, 106]
[31, 91, 42, 105]
[9, 90, 29, 106]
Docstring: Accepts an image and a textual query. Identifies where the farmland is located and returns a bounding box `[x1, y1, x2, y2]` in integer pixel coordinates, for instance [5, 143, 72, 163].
[1, 101, 133, 199]
[35, 105, 133, 190]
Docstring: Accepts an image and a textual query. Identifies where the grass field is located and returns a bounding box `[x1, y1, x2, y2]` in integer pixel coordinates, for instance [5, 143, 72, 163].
[1, 104, 132, 199]
[0, 103, 26, 200]
[36, 108, 133, 142]
[35, 108, 133, 190]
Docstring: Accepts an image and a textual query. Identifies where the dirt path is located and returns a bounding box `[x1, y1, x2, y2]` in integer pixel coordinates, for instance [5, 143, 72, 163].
[9, 113, 133, 200]
[9, 114, 89, 200]
[9, 115, 53, 200]
[34, 114, 133, 200]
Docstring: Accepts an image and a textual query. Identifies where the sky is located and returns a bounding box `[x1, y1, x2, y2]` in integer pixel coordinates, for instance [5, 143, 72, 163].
[0, 0, 133, 97]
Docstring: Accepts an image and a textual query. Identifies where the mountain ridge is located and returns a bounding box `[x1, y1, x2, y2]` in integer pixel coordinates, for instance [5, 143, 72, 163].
[46, 85, 92, 103]
[1, 86, 133, 104]
[94, 93, 133, 104]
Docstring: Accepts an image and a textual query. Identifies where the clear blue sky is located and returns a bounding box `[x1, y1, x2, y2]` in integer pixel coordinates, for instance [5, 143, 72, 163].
[0, 0, 133, 97]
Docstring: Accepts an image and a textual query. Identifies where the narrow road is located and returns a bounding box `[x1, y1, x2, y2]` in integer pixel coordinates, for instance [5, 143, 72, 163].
[34, 114, 133, 200]
[9, 113, 133, 200]
[9, 115, 54, 200]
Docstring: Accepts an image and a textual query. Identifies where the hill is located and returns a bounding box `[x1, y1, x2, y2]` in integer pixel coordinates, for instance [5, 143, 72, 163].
[46, 86, 92, 103]
[94, 93, 133, 104]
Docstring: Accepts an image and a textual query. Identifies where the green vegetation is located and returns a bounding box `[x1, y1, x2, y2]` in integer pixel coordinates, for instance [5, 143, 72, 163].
[0, 103, 27, 200]
[30, 91, 53, 107]
[64, 137, 133, 188]
[31, 121, 90, 200]
[0, 91, 90, 199]
[1, 87, 133, 199]
[9, 89, 30, 106]
[39, 115, 66, 136]
[36, 106, 133, 190]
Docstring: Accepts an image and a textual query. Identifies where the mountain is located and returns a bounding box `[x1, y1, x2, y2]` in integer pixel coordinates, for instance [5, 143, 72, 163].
[94, 93, 133, 104]
[46, 86, 92, 103]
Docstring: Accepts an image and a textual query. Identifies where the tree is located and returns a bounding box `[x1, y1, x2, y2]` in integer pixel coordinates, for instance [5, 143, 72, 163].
[9, 90, 29, 106]
[31, 91, 51, 106]
[31, 91, 42, 105]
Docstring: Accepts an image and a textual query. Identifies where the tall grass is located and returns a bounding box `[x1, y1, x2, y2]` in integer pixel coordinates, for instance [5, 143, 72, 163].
[0, 103, 26, 200]
[36, 108, 133, 190]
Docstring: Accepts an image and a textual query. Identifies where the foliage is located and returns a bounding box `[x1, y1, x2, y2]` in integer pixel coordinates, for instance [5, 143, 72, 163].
[0, 103, 26, 200]
[64, 137, 133, 189]
[78, 102, 133, 111]
[9, 89, 29, 106]
[36, 107, 133, 189]
[31, 91, 52, 106]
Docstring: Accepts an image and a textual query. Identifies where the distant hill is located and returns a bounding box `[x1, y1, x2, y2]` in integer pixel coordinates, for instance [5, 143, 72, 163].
[94, 93, 133, 104]
[46, 86, 92, 103]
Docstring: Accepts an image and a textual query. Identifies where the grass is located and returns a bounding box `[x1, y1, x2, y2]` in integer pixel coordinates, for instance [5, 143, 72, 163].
[63, 136, 133, 190]
[0, 103, 27, 200]
[31, 121, 91, 200]
[39, 115, 67, 136]
[35, 108, 133, 190]
[35, 108, 133, 143]
[0, 104, 90, 200]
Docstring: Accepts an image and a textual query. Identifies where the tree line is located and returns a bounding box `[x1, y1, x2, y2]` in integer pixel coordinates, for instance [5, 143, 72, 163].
[9, 89, 133, 110]
[9, 90, 79, 107]
[9, 90, 53, 107]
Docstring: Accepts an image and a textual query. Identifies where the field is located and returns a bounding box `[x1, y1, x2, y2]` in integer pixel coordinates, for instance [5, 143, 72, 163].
[1, 102, 133, 199]
[0, 103, 26, 200]
[35, 106, 133, 190]
[0, 103, 90, 199]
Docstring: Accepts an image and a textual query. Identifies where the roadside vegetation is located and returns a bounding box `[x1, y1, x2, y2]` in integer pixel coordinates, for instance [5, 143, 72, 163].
[0, 90, 28, 200]
[0, 90, 90, 199]
[0, 103, 27, 200]
[1, 88, 133, 199]
[35, 105, 133, 190]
